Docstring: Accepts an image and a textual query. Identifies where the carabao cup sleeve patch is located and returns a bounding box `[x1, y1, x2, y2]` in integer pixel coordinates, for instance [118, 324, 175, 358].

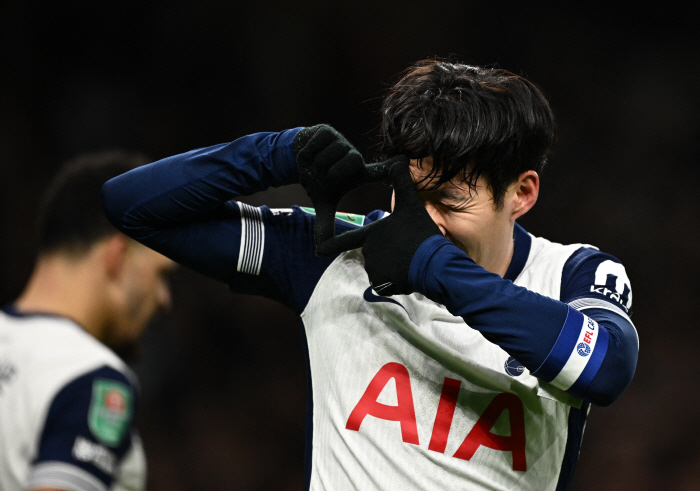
[88, 378, 133, 447]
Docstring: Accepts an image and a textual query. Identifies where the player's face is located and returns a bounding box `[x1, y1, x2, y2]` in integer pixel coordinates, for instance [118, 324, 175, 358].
[392, 158, 516, 271]
[110, 242, 175, 347]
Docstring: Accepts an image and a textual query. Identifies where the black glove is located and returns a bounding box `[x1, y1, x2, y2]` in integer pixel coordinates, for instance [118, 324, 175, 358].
[294, 124, 401, 251]
[316, 156, 443, 296]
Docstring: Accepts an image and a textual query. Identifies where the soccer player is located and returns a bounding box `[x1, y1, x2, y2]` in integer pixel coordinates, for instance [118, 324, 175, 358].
[102, 60, 638, 490]
[0, 152, 174, 491]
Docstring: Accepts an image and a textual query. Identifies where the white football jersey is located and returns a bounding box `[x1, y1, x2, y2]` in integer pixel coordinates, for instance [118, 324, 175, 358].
[0, 310, 145, 491]
[300, 233, 628, 491]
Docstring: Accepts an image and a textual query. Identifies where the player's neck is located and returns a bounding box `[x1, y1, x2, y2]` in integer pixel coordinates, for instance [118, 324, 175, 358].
[471, 222, 515, 278]
[15, 252, 110, 340]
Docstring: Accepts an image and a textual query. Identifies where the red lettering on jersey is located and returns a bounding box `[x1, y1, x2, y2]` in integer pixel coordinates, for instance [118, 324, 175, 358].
[453, 392, 527, 471]
[346, 363, 420, 445]
[428, 377, 462, 453]
[584, 332, 592, 344]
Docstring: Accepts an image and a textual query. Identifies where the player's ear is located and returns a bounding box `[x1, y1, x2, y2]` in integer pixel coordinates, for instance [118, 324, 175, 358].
[103, 233, 130, 280]
[509, 170, 539, 221]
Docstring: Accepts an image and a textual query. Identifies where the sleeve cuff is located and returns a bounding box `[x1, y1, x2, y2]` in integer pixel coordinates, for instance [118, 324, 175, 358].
[270, 127, 304, 185]
[28, 461, 108, 491]
[408, 235, 468, 296]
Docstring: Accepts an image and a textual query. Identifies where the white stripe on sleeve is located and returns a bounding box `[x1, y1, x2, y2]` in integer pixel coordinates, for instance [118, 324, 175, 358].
[236, 202, 265, 276]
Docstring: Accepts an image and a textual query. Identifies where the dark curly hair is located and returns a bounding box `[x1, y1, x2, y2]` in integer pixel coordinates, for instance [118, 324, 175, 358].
[380, 59, 556, 208]
[37, 150, 148, 255]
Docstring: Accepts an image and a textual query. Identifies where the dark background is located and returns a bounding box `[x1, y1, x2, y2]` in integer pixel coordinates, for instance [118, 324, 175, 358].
[2, 2, 699, 490]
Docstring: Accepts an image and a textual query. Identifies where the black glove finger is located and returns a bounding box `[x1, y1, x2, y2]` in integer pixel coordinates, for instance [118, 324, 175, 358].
[312, 199, 341, 248]
[316, 225, 370, 257]
[293, 125, 321, 158]
[328, 150, 365, 183]
[389, 157, 424, 210]
[295, 125, 337, 166]
[362, 155, 405, 183]
[311, 141, 355, 174]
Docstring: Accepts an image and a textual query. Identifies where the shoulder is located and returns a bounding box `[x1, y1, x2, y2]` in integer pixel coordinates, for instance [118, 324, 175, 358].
[559, 245, 633, 317]
[0, 311, 134, 408]
[28, 364, 140, 490]
[515, 233, 593, 298]
[521, 235, 633, 317]
[1, 310, 129, 371]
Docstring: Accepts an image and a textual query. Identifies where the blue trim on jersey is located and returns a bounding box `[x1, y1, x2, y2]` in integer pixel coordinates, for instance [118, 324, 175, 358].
[2, 304, 72, 322]
[504, 222, 531, 282]
[555, 402, 590, 491]
[35, 365, 137, 488]
[561, 247, 596, 288]
[532, 307, 586, 382]
[568, 327, 609, 397]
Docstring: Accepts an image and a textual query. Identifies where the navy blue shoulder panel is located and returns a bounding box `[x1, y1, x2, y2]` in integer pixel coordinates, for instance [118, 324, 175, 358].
[556, 402, 590, 491]
[504, 222, 531, 282]
[35, 365, 138, 487]
[560, 247, 633, 316]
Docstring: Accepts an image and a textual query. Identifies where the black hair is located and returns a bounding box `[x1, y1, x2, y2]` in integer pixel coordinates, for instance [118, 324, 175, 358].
[37, 150, 148, 255]
[380, 59, 556, 208]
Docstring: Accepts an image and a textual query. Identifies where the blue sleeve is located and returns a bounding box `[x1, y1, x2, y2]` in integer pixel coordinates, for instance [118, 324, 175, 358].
[408, 236, 638, 406]
[102, 128, 363, 313]
[559, 247, 638, 406]
[31, 366, 137, 489]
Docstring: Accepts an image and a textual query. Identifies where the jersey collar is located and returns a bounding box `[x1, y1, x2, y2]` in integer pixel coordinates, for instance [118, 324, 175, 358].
[503, 222, 531, 282]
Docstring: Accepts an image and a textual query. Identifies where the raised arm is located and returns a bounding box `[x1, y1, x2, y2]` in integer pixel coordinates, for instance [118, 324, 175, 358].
[101, 129, 302, 284]
[409, 235, 637, 406]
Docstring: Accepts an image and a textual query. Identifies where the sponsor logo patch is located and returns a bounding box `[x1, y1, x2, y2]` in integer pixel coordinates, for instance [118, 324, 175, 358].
[504, 357, 525, 377]
[88, 379, 132, 447]
[300, 207, 365, 226]
[591, 260, 632, 311]
[72, 436, 117, 475]
[577, 342, 591, 357]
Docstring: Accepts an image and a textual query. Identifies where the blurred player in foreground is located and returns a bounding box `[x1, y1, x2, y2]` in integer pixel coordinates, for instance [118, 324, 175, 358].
[0, 152, 174, 491]
[102, 59, 638, 490]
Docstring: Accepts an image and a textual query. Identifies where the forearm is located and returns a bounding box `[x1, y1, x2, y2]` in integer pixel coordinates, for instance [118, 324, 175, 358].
[409, 236, 637, 405]
[102, 129, 301, 235]
[101, 128, 302, 282]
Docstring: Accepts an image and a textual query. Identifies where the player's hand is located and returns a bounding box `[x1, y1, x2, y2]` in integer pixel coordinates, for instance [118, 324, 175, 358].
[294, 124, 402, 251]
[316, 156, 443, 296]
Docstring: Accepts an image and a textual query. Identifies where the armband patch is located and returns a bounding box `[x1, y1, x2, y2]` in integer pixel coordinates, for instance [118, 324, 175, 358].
[88, 379, 133, 447]
[533, 307, 609, 397]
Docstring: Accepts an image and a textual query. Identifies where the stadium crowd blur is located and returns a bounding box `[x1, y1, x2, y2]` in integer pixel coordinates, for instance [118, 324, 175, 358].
[1, 2, 698, 490]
